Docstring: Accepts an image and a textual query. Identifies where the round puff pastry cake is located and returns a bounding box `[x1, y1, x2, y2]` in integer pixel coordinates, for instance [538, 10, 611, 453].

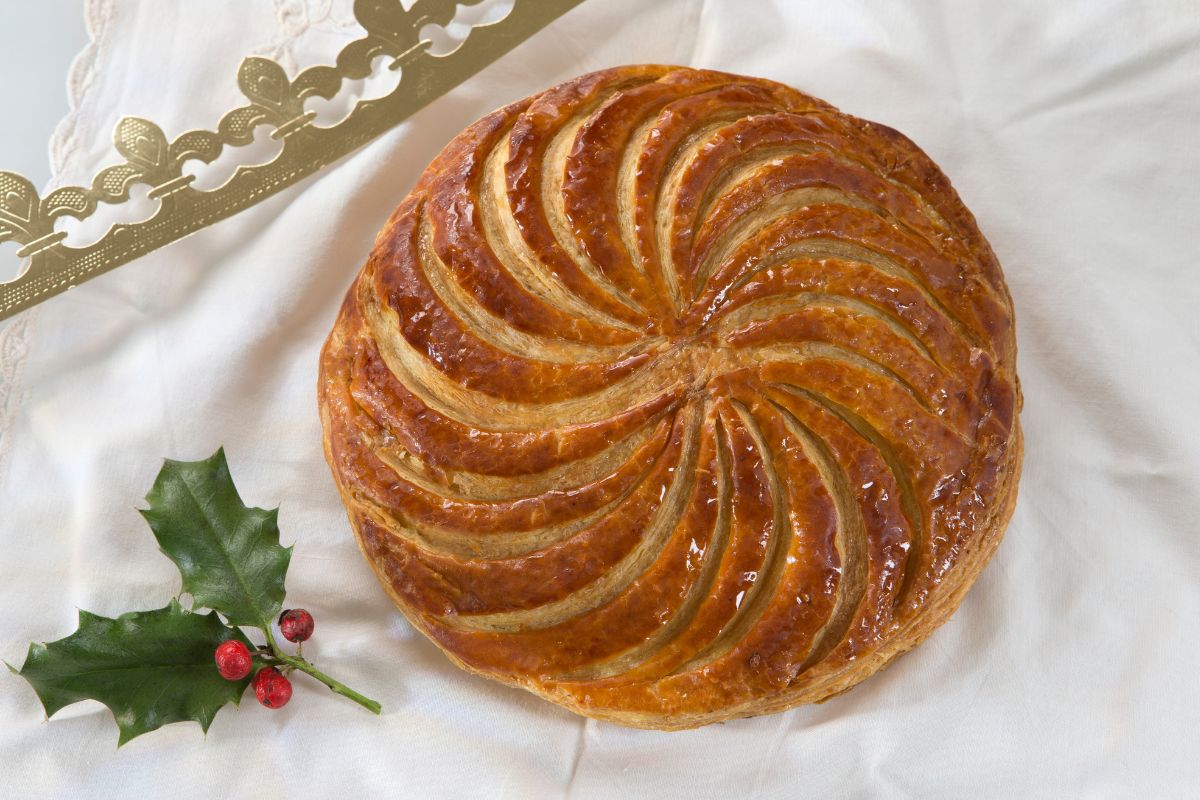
[319, 66, 1022, 730]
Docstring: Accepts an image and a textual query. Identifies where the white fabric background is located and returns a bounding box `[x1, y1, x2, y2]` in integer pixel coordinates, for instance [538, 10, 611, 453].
[1, 0, 1198, 796]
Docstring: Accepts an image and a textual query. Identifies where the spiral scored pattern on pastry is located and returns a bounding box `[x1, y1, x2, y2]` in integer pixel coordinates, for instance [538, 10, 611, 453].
[319, 66, 1022, 729]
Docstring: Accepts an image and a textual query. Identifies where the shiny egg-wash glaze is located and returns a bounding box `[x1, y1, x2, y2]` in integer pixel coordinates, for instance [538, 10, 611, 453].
[319, 66, 1022, 730]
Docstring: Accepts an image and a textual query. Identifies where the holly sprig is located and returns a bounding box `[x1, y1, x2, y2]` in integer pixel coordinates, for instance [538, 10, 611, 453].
[8, 448, 380, 746]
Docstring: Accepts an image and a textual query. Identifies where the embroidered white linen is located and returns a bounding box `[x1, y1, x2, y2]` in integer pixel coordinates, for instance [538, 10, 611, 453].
[1, 1, 1197, 796]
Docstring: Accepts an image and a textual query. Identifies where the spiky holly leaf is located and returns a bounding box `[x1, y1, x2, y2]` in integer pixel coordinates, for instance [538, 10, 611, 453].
[140, 448, 291, 628]
[10, 600, 252, 746]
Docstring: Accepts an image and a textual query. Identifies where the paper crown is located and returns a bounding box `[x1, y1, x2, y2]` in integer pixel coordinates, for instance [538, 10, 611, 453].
[0, 0, 583, 322]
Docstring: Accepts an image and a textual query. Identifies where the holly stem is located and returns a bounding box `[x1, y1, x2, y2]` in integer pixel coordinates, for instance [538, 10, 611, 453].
[262, 626, 381, 714]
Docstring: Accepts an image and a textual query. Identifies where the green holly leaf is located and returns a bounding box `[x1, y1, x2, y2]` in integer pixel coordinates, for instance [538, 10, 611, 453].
[9, 600, 252, 746]
[140, 448, 291, 628]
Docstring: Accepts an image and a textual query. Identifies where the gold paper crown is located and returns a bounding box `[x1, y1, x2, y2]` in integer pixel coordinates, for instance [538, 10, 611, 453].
[0, 0, 583, 321]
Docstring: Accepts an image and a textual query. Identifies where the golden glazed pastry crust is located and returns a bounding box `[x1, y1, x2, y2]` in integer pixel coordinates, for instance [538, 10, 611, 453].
[319, 66, 1022, 730]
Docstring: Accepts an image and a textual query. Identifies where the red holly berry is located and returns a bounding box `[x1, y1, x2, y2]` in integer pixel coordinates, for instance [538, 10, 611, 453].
[253, 667, 293, 709]
[214, 639, 253, 681]
[278, 608, 315, 643]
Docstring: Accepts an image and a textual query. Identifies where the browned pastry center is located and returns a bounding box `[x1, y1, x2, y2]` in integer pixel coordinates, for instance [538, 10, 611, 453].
[319, 66, 1022, 730]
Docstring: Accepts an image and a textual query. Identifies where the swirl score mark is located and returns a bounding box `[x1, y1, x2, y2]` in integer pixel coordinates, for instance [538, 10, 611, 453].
[319, 67, 1021, 729]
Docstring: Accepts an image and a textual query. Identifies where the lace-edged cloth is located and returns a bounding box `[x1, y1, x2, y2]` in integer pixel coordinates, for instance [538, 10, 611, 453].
[0, 0, 361, 488]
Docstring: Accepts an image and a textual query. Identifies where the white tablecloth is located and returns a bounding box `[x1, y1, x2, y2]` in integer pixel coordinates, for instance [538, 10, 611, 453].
[2, 0, 1198, 796]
